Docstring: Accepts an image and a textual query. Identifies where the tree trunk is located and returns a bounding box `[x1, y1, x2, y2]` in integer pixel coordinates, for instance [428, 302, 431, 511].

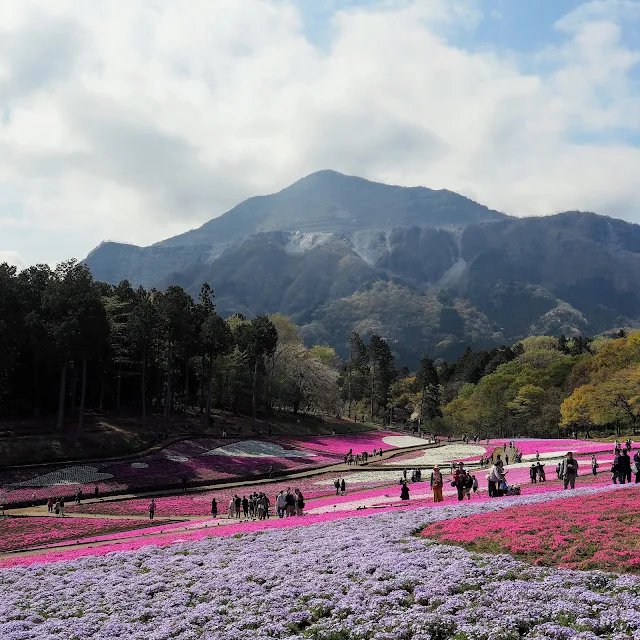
[163, 344, 173, 426]
[184, 357, 189, 417]
[77, 356, 87, 434]
[116, 361, 122, 412]
[32, 353, 40, 417]
[199, 354, 206, 414]
[56, 363, 67, 432]
[70, 364, 78, 418]
[206, 351, 214, 423]
[347, 365, 352, 419]
[141, 344, 147, 428]
[370, 363, 375, 423]
[251, 358, 259, 431]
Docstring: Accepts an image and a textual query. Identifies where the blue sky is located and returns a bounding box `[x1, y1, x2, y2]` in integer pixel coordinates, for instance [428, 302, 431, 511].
[1, 0, 640, 268]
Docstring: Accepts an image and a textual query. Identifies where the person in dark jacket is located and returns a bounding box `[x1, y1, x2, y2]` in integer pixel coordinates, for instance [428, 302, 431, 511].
[621, 450, 632, 484]
[211, 498, 217, 518]
[529, 464, 537, 483]
[633, 450, 640, 484]
[400, 481, 410, 501]
[452, 463, 466, 501]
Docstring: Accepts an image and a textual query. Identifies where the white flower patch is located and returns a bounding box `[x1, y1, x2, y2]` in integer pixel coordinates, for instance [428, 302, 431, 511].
[307, 489, 458, 514]
[130, 463, 149, 469]
[203, 441, 317, 458]
[165, 455, 189, 463]
[383, 444, 486, 467]
[8, 466, 114, 488]
[313, 471, 405, 486]
[382, 435, 432, 448]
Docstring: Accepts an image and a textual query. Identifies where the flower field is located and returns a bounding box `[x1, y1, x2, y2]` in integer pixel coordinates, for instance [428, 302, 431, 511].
[278, 431, 425, 454]
[1, 485, 639, 639]
[421, 485, 640, 574]
[0, 517, 166, 552]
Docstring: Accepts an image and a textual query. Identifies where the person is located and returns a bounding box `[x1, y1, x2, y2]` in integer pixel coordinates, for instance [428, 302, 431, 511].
[591, 454, 598, 476]
[560, 452, 579, 489]
[182, 476, 187, 492]
[228, 496, 235, 518]
[430, 465, 443, 503]
[47, 497, 53, 513]
[211, 498, 217, 518]
[296, 489, 305, 516]
[462, 471, 473, 500]
[59, 496, 65, 517]
[400, 481, 410, 501]
[54, 499, 61, 516]
[149, 498, 155, 520]
[633, 450, 640, 484]
[621, 449, 632, 484]
[268, 465, 274, 479]
[530, 464, 538, 484]
[471, 474, 479, 493]
[242, 496, 249, 519]
[487, 461, 501, 498]
[536, 462, 546, 482]
[452, 462, 466, 502]
[234, 495, 241, 519]
[613, 449, 624, 484]
[94, 485, 99, 499]
[276, 490, 286, 518]
[285, 489, 296, 517]
[535, 450, 540, 462]
[505, 454, 509, 465]
[556, 461, 562, 480]
[341, 478, 346, 495]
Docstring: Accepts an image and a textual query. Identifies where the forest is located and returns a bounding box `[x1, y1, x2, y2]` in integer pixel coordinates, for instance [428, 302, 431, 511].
[1, 260, 639, 439]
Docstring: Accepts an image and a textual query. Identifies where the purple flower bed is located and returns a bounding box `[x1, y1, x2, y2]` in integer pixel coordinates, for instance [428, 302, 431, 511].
[0, 485, 638, 639]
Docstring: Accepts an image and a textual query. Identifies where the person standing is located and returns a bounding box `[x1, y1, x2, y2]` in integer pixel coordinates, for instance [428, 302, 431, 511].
[430, 465, 443, 503]
[530, 464, 538, 484]
[340, 478, 346, 495]
[621, 449, 632, 484]
[234, 495, 241, 519]
[591, 454, 598, 476]
[536, 462, 546, 482]
[276, 490, 286, 518]
[560, 452, 579, 490]
[242, 496, 249, 519]
[487, 461, 501, 498]
[295, 489, 305, 516]
[400, 481, 410, 501]
[211, 498, 217, 518]
[633, 450, 640, 484]
[59, 496, 65, 517]
[452, 463, 466, 502]
[149, 498, 155, 520]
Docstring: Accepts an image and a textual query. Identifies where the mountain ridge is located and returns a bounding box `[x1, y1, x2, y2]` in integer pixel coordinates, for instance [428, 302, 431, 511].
[84, 172, 640, 366]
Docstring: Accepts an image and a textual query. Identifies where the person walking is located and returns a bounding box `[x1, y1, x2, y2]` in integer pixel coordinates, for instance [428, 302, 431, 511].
[149, 498, 155, 520]
[430, 465, 443, 503]
[211, 498, 217, 518]
[400, 481, 410, 501]
[560, 452, 579, 490]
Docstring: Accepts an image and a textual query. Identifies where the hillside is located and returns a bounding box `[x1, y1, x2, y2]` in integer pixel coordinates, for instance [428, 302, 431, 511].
[85, 172, 640, 365]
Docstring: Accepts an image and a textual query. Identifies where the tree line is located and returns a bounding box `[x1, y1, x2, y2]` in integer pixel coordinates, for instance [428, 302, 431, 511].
[0, 261, 340, 432]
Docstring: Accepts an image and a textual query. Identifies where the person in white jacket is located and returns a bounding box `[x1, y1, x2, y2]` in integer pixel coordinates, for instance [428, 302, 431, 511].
[487, 462, 501, 497]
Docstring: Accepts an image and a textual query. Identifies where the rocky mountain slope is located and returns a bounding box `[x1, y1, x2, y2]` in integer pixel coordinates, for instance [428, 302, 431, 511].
[85, 171, 640, 366]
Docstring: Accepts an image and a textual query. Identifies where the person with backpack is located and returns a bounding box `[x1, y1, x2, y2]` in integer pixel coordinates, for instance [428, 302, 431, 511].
[430, 465, 443, 503]
[560, 452, 579, 489]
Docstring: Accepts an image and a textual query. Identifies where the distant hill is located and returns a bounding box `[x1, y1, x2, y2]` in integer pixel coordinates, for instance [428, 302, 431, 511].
[85, 171, 640, 366]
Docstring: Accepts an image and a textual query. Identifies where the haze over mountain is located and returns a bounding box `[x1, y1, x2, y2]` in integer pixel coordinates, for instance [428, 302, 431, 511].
[85, 171, 640, 366]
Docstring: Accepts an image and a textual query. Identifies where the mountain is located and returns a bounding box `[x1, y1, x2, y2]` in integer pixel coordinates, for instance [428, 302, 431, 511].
[85, 171, 640, 366]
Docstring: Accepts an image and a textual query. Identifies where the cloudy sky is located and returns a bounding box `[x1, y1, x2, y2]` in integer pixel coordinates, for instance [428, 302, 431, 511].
[1, 0, 640, 269]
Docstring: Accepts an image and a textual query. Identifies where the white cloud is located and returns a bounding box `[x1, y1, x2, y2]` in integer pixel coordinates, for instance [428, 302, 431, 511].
[0, 250, 26, 269]
[0, 0, 639, 267]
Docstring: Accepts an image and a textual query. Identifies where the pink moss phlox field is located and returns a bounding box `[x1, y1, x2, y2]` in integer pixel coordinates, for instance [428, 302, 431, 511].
[421, 484, 640, 573]
[0, 437, 340, 505]
[0, 516, 167, 552]
[278, 430, 408, 454]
